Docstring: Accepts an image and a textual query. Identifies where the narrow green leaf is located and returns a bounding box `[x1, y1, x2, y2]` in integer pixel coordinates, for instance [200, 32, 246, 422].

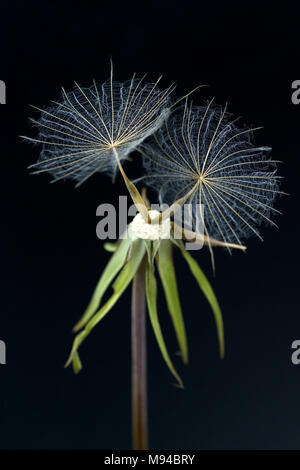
[145, 263, 183, 388]
[157, 240, 188, 364]
[73, 235, 132, 332]
[151, 240, 161, 264]
[143, 240, 161, 266]
[176, 241, 224, 358]
[72, 351, 82, 374]
[144, 240, 152, 265]
[65, 239, 146, 369]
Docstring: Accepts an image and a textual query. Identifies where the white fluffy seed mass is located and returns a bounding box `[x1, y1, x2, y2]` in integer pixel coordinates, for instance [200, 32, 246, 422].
[129, 210, 171, 240]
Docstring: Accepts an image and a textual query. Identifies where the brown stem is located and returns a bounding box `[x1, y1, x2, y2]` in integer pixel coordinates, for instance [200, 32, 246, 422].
[131, 257, 148, 450]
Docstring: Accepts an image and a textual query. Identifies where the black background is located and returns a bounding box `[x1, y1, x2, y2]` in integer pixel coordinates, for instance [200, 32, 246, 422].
[0, 0, 299, 450]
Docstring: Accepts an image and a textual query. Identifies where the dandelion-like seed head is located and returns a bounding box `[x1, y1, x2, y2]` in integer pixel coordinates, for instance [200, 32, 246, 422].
[139, 100, 282, 248]
[24, 70, 174, 187]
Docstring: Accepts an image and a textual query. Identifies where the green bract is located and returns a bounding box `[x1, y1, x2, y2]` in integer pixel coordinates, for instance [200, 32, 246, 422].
[65, 227, 224, 387]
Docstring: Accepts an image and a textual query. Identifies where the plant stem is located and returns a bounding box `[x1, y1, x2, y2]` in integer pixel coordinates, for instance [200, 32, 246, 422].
[131, 256, 148, 450]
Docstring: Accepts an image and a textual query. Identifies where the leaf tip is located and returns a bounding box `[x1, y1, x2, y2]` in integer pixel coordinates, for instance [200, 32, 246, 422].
[64, 358, 71, 368]
[72, 323, 81, 333]
[176, 349, 188, 365]
[172, 379, 184, 390]
[64, 351, 75, 369]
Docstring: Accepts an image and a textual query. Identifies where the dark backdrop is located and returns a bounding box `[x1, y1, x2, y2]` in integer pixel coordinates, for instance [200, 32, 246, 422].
[0, 0, 299, 450]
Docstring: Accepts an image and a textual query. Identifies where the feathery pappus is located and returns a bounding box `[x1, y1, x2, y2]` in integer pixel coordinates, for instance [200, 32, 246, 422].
[23, 68, 174, 187]
[138, 100, 283, 249]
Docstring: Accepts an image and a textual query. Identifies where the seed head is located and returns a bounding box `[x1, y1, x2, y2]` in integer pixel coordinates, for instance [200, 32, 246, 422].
[24, 69, 174, 187]
[139, 100, 283, 248]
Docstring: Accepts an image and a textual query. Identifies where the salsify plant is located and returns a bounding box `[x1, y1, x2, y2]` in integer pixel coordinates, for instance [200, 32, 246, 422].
[23, 64, 282, 450]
